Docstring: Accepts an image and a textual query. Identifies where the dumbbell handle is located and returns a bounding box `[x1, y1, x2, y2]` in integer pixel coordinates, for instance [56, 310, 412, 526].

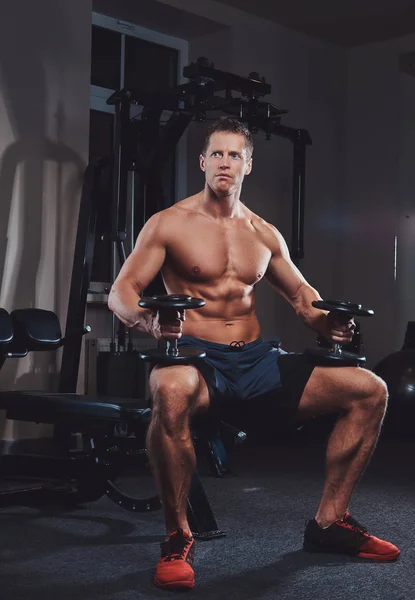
[166, 339, 179, 356]
[328, 308, 359, 355]
[329, 311, 350, 355]
[332, 342, 344, 355]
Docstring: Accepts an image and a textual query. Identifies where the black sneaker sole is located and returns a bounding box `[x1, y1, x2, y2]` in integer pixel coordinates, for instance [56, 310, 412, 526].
[303, 540, 400, 561]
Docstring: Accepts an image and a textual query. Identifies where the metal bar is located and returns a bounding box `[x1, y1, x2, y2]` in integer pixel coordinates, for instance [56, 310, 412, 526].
[110, 98, 130, 259]
[291, 132, 308, 265]
[186, 469, 226, 540]
[183, 59, 271, 97]
[0, 486, 50, 508]
[130, 170, 136, 252]
[59, 158, 108, 393]
[110, 97, 131, 352]
[141, 111, 193, 174]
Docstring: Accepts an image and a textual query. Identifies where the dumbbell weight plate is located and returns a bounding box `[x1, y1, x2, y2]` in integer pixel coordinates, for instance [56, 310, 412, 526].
[306, 345, 366, 366]
[139, 346, 206, 364]
[139, 294, 205, 310]
[312, 300, 374, 318]
[138, 294, 206, 364]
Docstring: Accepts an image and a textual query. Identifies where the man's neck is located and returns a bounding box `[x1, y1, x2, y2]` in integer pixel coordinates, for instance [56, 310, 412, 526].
[200, 187, 243, 219]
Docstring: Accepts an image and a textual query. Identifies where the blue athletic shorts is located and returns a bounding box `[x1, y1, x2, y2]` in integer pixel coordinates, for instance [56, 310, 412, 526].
[177, 335, 316, 423]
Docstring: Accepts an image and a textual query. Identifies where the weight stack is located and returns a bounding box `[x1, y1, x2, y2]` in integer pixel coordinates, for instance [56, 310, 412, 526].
[86, 338, 158, 404]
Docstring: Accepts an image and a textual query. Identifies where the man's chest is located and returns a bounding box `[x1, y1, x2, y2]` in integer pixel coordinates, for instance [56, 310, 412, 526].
[165, 223, 272, 285]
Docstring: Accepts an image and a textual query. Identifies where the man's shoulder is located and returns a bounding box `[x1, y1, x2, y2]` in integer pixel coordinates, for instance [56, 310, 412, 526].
[172, 195, 202, 214]
[144, 196, 201, 243]
[247, 211, 284, 252]
[157, 195, 200, 221]
[248, 211, 279, 236]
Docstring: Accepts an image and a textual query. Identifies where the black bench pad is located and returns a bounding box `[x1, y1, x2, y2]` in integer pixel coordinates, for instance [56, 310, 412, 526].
[0, 310, 13, 345]
[0, 391, 150, 426]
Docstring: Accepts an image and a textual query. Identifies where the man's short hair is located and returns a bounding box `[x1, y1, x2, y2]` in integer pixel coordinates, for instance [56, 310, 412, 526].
[201, 116, 254, 158]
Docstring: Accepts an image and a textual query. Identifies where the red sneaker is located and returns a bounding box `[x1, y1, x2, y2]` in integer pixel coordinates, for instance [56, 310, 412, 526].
[153, 529, 195, 590]
[303, 512, 400, 561]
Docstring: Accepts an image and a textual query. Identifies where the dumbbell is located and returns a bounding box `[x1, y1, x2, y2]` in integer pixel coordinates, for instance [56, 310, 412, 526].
[306, 300, 374, 366]
[138, 294, 206, 364]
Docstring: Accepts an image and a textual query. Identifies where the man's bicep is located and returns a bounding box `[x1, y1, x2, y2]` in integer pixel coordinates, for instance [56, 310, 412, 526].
[117, 241, 166, 294]
[265, 253, 306, 303]
[264, 228, 307, 303]
[114, 214, 167, 294]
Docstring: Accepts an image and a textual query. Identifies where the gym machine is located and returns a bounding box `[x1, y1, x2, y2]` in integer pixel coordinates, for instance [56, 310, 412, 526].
[59, 56, 312, 395]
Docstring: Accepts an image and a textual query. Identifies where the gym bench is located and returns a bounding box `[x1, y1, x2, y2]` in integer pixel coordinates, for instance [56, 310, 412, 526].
[0, 307, 230, 540]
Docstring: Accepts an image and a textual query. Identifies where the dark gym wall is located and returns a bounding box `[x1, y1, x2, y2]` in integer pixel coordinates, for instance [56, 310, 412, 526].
[342, 40, 415, 364]
[92, 0, 227, 41]
[0, 0, 92, 438]
[397, 68, 415, 346]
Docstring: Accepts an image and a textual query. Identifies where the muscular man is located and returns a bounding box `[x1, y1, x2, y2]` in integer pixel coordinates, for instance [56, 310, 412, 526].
[108, 117, 399, 591]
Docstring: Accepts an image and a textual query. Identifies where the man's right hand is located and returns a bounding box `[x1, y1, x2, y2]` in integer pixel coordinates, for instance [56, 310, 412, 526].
[150, 308, 186, 341]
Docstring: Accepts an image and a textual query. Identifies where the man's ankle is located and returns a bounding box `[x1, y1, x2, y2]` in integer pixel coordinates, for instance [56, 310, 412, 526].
[166, 526, 192, 537]
[315, 511, 347, 529]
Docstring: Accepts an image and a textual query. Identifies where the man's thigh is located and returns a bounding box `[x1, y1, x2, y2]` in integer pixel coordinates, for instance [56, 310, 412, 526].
[296, 365, 386, 419]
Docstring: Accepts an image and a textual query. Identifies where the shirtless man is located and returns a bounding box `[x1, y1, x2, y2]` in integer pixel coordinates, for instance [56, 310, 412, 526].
[108, 117, 400, 591]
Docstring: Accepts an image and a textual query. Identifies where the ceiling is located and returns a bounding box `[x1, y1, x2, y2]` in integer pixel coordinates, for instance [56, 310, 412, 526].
[214, 0, 415, 47]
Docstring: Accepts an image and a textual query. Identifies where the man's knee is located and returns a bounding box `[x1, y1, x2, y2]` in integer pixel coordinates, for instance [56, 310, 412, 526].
[351, 370, 388, 415]
[149, 365, 201, 431]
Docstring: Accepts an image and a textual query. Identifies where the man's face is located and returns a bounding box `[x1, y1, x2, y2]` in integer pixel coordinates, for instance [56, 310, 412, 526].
[199, 132, 252, 196]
